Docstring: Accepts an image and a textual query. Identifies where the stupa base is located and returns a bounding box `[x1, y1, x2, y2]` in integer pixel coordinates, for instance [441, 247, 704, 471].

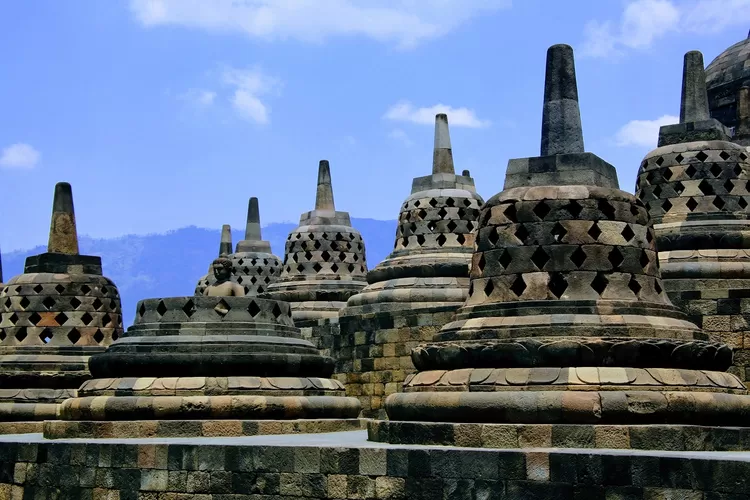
[367, 420, 750, 451]
[44, 417, 365, 439]
[0, 421, 45, 435]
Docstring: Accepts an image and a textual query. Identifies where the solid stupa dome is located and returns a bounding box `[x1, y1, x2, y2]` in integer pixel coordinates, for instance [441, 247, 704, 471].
[706, 30, 750, 130]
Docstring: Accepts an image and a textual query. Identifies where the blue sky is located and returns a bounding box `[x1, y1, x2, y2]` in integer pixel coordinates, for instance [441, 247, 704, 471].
[2, 0, 749, 252]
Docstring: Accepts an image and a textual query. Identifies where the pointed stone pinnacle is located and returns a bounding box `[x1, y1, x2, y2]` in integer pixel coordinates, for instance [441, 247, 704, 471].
[432, 113, 455, 174]
[219, 224, 232, 257]
[245, 197, 262, 241]
[737, 86, 750, 137]
[680, 51, 711, 123]
[540, 44, 584, 157]
[47, 182, 79, 255]
[315, 160, 335, 211]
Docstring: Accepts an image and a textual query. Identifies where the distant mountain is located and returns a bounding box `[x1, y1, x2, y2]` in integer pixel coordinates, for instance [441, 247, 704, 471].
[2, 219, 397, 328]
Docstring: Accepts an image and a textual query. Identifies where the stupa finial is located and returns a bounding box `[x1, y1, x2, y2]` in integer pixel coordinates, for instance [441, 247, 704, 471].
[245, 197, 262, 241]
[432, 113, 455, 174]
[540, 44, 584, 156]
[315, 160, 335, 211]
[47, 182, 79, 255]
[680, 51, 711, 123]
[219, 224, 232, 257]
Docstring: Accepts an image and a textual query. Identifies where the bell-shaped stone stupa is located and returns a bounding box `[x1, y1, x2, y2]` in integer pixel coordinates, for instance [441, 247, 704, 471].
[265, 160, 368, 322]
[345, 114, 484, 314]
[0, 183, 124, 433]
[370, 45, 750, 451]
[46, 224, 361, 438]
[636, 51, 750, 385]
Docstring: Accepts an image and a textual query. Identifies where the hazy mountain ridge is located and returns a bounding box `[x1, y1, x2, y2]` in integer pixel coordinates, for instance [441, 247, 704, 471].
[2, 219, 397, 328]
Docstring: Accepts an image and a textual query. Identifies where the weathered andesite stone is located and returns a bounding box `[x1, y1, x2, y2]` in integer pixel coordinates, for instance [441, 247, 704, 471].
[370, 45, 750, 451]
[329, 114, 484, 417]
[265, 160, 368, 322]
[0, 182, 124, 433]
[636, 51, 750, 386]
[194, 224, 233, 295]
[46, 250, 361, 438]
[706, 30, 750, 140]
[195, 199, 282, 296]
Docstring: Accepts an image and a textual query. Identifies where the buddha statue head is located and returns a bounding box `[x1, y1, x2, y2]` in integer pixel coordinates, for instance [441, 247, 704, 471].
[203, 257, 245, 297]
[212, 257, 233, 282]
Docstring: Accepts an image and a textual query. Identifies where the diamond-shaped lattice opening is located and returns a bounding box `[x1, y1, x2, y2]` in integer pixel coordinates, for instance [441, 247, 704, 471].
[308, 233, 315, 240]
[674, 181, 685, 195]
[42, 296, 56, 310]
[446, 197, 456, 207]
[640, 250, 650, 269]
[102, 314, 112, 327]
[8, 313, 18, 325]
[628, 275, 642, 295]
[321, 251, 330, 261]
[686, 165, 697, 178]
[510, 276, 527, 296]
[272, 304, 283, 319]
[313, 263, 323, 273]
[437, 234, 447, 247]
[674, 154, 683, 164]
[427, 221, 437, 232]
[156, 301, 167, 316]
[655, 156, 665, 166]
[249, 277, 257, 284]
[292, 254, 299, 263]
[353, 254, 359, 262]
[33, 284, 43, 294]
[724, 179, 735, 192]
[414, 200, 421, 208]
[313, 240, 321, 249]
[653, 185, 662, 198]
[621, 225, 635, 242]
[92, 298, 103, 310]
[588, 222, 602, 240]
[429, 198, 438, 207]
[504, 204, 518, 223]
[304, 251, 313, 261]
[138, 303, 146, 317]
[551, 223, 567, 242]
[661, 199, 673, 212]
[55, 312, 69, 325]
[457, 233, 466, 245]
[467, 221, 474, 231]
[720, 151, 731, 161]
[655, 279, 663, 294]
[19, 297, 30, 309]
[686, 197, 699, 212]
[15, 327, 27, 342]
[81, 312, 93, 325]
[608, 248, 624, 269]
[696, 151, 709, 162]
[70, 297, 81, 309]
[533, 202, 551, 220]
[741, 153, 748, 161]
[409, 222, 417, 233]
[93, 329, 104, 344]
[570, 247, 587, 268]
[488, 228, 500, 246]
[548, 272, 567, 298]
[3, 298, 10, 308]
[182, 299, 195, 318]
[247, 300, 261, 317]
[465, 198, 474, 207]
[477, 253, 486, 272]
[437, 207, 448, 219]
[55, 284, 65, 294]
[39, 329, 53, 343]
[457, 208, 466, 219]
[740, 197, 748, 209]
[296, 264, 305, 273]
[531, 247, 550, 270]
[0, 331, 5, 342]
[735, 164, 743, 176]
[599, 200, 616, 219]
[81, 285, 91, 294]
[698, 179, 714, 195]
[591, 273, 609, 295]
[565, 200, 583, 218]
[338, 251, 347, 261]
[331, 263, 340, 273]
[515, 225, 529, 243]
[663, 168, 673, 180]
[713, 196, 726, 210]
[646, 229, 654, 243]
[447, 220, 457, 232]
[498, 249, 512, 269]
[29, 312, 41, 325]
[483, 279, 495, 297]
[710, 163, 722, 177]
[67, 328, 80, 344]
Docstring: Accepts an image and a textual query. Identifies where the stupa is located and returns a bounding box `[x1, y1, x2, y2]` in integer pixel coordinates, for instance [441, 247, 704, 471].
[706, 30, 750, 137]
[0, 182, 124, 434]
[332, 115, 484, 416]
[369, 45, 750, 451]
[265, 160, 368, 322]
[194, 224, 233, 295]
[45, 233, 361, 438]
[636, 51, 750, 386]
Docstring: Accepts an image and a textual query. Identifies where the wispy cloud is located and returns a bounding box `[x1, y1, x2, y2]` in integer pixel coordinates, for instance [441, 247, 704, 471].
[384, 101, 491, 128]
[222, 66, 281, 124]
[388, 128, 413, 146]
[129, 0, 511, 49]
[177, 88, 216, 107]
[0, 143, 40, 169]
[581, 0, 750, 58]
[614, 115, 678, 148]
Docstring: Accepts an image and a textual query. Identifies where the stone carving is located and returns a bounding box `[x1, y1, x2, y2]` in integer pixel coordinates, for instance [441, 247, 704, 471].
[265, 160, 368, 322]
[203, 257, 245, 297]
[372, 45, 750, 450]
[194, 224, 233, 295]
[706, 31, 750, 134]
[0, 183, 123, 430]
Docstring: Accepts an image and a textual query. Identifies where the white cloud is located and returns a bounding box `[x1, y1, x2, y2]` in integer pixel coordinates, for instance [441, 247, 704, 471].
[222, 66, 280, 124]
[614, 114, 679, 147]
[129, 0, 511, 49]
[581, 0, 750, 58]
[0, 143, 40, 169]
[178, 88, 216, 107]
[388, 128, 413, 146]
[384, 101, 491, 128]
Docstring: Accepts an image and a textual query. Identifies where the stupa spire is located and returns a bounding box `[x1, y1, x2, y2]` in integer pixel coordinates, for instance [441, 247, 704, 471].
[245, 197, 262, 241]
[47, 182, 79, 255]
[540, 44, 584, 156]
[680, 51, 711, 123]
[432, 113, 455, 174]
[219, 224, 232, 257]
[315, 160, 335, 211]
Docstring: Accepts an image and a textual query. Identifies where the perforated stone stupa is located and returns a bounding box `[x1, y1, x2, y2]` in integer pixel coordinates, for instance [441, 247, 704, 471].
[45, 252, 361, 438]
[636, 51, 750, 386]
[265, 160, 368, 322]
[0, 182, 124, 434]
[369, 45, 750, 451]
